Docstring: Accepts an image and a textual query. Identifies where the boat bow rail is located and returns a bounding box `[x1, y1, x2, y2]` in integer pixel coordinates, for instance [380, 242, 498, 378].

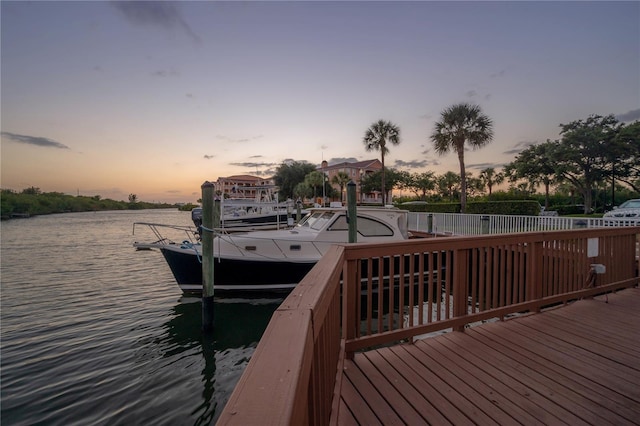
[132, 222, 200, 249]
[133, 222, 330, 261]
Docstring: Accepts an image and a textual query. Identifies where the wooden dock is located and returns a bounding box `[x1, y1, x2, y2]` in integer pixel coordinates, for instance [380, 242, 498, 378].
[218, 227, 640, 425]
[337, 288, 640, 425]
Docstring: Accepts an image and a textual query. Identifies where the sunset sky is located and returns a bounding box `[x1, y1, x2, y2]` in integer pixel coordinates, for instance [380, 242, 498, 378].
[2, 1, 638, 203]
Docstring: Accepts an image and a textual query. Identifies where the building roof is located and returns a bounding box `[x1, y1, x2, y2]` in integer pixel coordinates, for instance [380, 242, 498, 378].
[218, 175, 267, 182]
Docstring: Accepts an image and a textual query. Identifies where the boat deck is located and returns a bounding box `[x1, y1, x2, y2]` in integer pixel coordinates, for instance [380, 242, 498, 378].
[336, 288, 640, 425]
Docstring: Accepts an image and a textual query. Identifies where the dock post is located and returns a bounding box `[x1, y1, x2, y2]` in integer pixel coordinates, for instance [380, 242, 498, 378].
[347, 181, 357, 243]
[201, 181, 216, 332]
[296, 198, 302, 223]
[427, 213, 433, 234]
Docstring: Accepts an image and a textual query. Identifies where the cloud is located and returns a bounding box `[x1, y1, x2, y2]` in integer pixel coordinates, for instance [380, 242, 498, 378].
[255, 168, 277, 177]
[468, 162, 506, 171]
[1, 132, 70, 149]
[110, 1, 201, 43]
[216, 134, 264, 143]
[393, 159, 433, 169]
[490, 69, 506, 78]
[616, 108, 640, 122]
[151, 69, 179, 77]
[503, 140, 535, 155]
[328, 157, 359, 165]
[229, 161, 278, 177]
[229, 161, 278, 168]
[466, 90, 477, 98]
[204, 154, 215, 159]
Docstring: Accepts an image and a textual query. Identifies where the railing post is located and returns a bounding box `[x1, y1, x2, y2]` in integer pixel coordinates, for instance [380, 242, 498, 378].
[343, 258, 358, 360]
[528, 241, 544, 312]
[453, 248, 469, 331]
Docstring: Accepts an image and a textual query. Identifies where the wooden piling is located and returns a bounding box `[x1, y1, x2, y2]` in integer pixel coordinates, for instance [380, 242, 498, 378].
[347, 181, 357, 243]
[296, 198, 302, 222]
[201, 181, 216, 332]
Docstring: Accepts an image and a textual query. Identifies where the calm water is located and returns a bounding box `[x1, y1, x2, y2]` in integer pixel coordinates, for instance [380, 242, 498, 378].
[1, 210, 283, 425]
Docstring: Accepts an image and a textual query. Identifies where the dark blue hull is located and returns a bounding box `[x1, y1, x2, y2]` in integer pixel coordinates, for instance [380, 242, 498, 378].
[160, 247, 315, 293]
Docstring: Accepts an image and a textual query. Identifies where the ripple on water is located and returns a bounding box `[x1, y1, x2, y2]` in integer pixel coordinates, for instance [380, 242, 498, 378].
[1, 210, 282, 425]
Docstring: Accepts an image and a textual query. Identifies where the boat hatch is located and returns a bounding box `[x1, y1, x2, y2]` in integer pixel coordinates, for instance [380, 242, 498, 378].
[290, 245, 302, 251]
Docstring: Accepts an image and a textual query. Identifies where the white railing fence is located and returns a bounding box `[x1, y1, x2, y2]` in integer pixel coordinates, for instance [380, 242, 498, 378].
[408, 212, 640, 236]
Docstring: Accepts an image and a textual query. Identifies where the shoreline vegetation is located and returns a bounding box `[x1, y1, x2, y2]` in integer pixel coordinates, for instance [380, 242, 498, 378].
[1, 188, 178, 220]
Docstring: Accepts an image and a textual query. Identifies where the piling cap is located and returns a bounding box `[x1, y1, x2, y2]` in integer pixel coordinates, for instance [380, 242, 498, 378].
[201, 181, 215, 188]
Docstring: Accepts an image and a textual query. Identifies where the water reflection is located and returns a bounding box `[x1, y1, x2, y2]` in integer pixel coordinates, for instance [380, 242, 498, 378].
[164, 296, 284, 349]
[162, 296, 284, 424]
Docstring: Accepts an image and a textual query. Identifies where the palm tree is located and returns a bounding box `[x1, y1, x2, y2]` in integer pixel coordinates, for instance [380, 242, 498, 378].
[479, 167, 504, 196]
[304, 171, 325, 204]
[331, 171, 351, 204]
[437, 171, 461, 201]
[363, 119, 400, 205]
[430, 103, 493, 212]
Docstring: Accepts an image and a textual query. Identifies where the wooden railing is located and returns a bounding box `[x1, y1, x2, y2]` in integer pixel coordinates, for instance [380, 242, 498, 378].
[217, 227, 639, 425]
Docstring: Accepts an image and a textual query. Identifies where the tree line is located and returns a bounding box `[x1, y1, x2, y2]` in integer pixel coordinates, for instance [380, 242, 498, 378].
[274, 104, 639, 214]
[1, 187, 176, 219]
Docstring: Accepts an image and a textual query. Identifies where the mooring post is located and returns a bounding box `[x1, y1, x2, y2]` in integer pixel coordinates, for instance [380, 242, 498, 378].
[286, 199, 294, 226]
[296, 198, 302, 223]
[347, 181, 357, 243]
[213, 197, 221, 230]
[201, 181, 216, 332]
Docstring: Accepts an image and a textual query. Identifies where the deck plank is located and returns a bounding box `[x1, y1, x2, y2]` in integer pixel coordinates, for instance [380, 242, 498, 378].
[334, 288, 640, 425]
[437, 331, 590, 425]
[471, 322, 640, 423]
[358, 351, 433, 425]
[507, 318, 640, 382]
[426, 335, 567, 426]
[339, 363, 383, 426]
[342, 359, 403, 424]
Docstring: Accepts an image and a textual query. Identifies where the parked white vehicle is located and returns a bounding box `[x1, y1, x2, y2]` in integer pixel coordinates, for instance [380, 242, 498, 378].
[603, 199, 640, 218]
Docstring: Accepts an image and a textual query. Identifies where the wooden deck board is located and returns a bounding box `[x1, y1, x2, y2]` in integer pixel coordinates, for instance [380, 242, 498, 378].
[335, 288, 640, 425]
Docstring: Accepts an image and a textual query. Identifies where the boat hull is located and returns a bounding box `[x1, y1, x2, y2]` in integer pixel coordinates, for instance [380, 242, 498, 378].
[160, 247, 316, 294]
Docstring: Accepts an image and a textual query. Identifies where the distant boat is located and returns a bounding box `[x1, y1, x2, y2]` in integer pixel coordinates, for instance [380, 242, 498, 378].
[191, 185, 305, 232]
[133, 206, 413, 294]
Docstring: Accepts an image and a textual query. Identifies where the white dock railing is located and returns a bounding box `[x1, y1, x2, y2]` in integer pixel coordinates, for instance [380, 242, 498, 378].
[408, 212, 640, 236]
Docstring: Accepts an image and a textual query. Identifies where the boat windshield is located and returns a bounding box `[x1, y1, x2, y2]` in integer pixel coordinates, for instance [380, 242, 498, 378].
[297, 211, 335, 230]
[328, 214, 394, 236]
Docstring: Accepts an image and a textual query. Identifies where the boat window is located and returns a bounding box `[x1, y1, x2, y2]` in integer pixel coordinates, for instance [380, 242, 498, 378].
[299, 211, 335, 230]
[328, 214, 394, 237]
